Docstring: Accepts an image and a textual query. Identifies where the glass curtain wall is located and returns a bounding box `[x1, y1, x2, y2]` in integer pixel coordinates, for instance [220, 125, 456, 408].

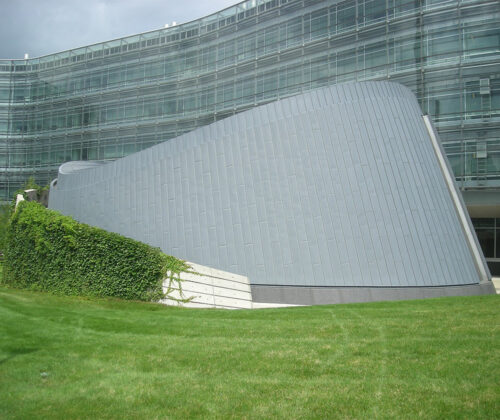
[471, 218, 500, 274]
[0, 0, 499, 200]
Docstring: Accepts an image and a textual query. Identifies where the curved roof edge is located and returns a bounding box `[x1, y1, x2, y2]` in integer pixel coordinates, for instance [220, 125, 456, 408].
[58, 160, 110, 176]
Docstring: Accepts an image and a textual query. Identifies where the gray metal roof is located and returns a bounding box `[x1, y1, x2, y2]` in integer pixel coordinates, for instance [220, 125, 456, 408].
[49, 81, 487, 288]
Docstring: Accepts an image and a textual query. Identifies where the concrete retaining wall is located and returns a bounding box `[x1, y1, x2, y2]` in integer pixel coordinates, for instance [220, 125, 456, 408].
[160, 261, 253, 309]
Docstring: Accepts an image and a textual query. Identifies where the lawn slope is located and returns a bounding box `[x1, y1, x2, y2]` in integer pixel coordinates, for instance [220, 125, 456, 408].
[0, 287, 498, 419]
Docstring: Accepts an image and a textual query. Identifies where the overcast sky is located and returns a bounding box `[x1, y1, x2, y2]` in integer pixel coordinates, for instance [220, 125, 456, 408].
[0, 0, 238, 59]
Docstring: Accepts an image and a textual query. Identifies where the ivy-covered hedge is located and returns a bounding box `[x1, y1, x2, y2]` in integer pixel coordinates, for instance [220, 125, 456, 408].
[2, 201, 188, 301]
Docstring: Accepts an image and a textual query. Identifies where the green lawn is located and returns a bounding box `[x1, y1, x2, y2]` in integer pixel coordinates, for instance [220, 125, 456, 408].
[0, 287, 498, 419]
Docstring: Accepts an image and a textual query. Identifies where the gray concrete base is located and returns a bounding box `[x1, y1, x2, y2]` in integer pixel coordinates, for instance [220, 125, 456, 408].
[251, 282, 496, 305]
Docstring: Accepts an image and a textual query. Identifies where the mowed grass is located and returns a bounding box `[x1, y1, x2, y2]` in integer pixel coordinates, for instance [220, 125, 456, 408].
[0, 287, 498, 419]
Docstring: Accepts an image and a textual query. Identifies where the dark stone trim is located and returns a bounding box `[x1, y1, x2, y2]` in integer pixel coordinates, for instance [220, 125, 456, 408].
[250, 282, 496, 305]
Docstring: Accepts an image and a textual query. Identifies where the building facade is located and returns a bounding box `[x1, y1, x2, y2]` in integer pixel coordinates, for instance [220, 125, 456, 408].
[1, 0, 499, 261]
[49, 82, 495, 304]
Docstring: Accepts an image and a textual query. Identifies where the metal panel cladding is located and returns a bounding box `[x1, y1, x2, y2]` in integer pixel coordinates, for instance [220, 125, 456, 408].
[50, 82, 485, 289]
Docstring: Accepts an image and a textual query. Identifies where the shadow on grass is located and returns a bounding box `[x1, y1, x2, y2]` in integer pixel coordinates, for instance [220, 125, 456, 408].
[0, 347, 38, 365]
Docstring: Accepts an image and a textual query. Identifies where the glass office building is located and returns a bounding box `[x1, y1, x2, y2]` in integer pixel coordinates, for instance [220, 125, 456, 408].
[0, 0, 499, 260]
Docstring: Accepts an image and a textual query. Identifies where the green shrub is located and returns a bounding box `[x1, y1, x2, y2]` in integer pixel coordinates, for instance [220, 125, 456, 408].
[2, 201, 188, 301]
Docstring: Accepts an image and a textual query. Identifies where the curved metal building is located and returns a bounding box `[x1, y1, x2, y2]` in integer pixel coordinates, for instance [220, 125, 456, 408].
[49, 82, 495, 304]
